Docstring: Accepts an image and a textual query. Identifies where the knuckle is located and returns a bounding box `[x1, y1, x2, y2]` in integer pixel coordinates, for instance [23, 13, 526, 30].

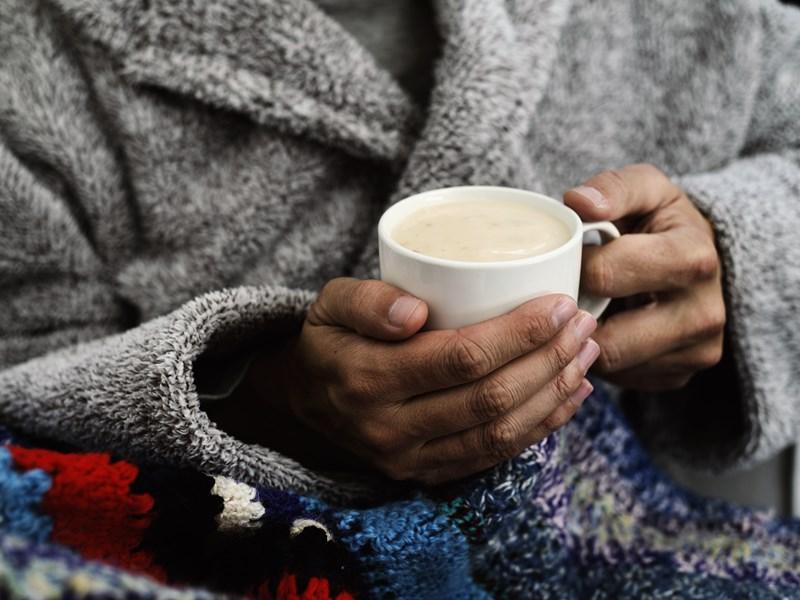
[552, 364, 582, 399]
[692, 303, 727, 338]
[359, 422, 402, 456]
[351, 280, 380, 315]
[687, 247, 720, 281]
[399, 414, 427, 442]
[484, 418, 522, 463]
[472, 376, 516, 421]
[584, 254, 614, 296]
[310, 280, 344, 324]
[318, 277, 343, 300]
[519, 310, 557, 348]
[548, 339, 576, 373]
[376, 459, 413, 482]
[711, 303, 727, 332]
[637, 163, 679, 196]
[542, 409, 571, 434]
[594, 168, 629, 200]
[307, 299, 324, 323]
[446, 333, 493, 381]
[339, 370, 371, 401]
[635, 162, 668, 183]
[596, 338, 623, 373]
[698, 343, 724, 370]
[714, 315, 727, 336]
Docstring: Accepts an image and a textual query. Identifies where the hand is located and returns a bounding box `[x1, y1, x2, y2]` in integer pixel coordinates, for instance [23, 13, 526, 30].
[265, 278, 599, 484]
[564, 164, 726, 391]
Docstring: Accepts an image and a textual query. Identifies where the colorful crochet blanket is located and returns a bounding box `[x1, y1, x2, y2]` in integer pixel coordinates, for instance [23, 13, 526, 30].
[1, 386, 799, 599]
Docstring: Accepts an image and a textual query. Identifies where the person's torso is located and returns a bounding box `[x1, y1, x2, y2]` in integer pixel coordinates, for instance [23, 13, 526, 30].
[0, 0, 762, 331]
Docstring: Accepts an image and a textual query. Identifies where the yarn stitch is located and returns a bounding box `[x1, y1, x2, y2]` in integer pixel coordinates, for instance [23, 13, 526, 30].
[211, 476, 265, 532]
[0, 447, 51, 543]
[1, 389, 800, 597]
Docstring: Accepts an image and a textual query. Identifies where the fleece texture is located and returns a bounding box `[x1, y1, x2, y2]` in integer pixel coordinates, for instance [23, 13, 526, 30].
[0, 0, 798, 502]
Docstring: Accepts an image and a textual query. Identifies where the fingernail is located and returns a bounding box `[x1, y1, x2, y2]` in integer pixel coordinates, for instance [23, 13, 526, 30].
[551, 297, 578, 329]
[573, 311, 597, 342]
[577, 339, 601, 372]
[388, 296, 422, 327]
[568, 379, 594, 408]
[573, 186, 609, 210]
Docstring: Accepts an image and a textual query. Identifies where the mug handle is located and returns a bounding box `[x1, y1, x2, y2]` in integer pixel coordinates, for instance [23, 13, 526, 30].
[578, 221, 621, 319]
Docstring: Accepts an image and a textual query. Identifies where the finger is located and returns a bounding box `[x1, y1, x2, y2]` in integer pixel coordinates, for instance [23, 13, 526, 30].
[605, 333, 724, 392]
[604, 368, 692, 394]
[418, 379, 594, 485]
[388, 294, 580, 396]
[309, 277, 428, 341]
[399, 315, 598, 440]
[651, 334, 724, 373]
[580, 231, 719, 297]
[418, 352, 591, 478]
[537, 378, 593, 437]
[590, 302, 685, 373]
[592, 276, 726, 373]
[564, 163, 681, 222]
[601, 364, 694, 392]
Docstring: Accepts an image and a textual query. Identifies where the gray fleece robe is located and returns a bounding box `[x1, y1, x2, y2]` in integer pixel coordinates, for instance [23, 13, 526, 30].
[0, 0, 798, 504]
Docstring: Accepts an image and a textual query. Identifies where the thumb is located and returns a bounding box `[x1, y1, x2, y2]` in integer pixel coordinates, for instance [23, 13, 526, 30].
[564, 164, 678, 222]
[310, 278, 428, 341]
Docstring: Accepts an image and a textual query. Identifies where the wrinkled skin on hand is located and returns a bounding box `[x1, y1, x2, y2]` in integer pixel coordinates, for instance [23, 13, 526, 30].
[565, 163, 726, 392]
[225, 278, 600, 484]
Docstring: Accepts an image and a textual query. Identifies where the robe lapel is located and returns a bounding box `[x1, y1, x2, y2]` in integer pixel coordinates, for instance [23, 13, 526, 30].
[397, 0, 574, 194]
[53, 0, 573, 275]
[356, 0, 574, 274]
[52, 0, 421, 162]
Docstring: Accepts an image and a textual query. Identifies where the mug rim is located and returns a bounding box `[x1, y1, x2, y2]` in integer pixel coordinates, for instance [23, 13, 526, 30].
[378, 186, 583, 270]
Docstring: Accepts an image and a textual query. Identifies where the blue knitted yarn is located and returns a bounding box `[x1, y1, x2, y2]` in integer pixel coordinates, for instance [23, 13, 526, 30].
[286, 385, 800, 599]
[0, 447, 52, 543]
[2, 387, 800, 598]
[465, 386, 800, 598]
[325, 498, 490, 599]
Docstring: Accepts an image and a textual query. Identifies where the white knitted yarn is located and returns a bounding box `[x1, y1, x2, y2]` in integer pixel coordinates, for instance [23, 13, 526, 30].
[290, 518, 333, 542]
[211, 476, 265, 532]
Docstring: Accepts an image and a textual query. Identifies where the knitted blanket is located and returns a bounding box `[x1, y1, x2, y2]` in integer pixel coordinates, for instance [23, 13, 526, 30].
[1, 386, 798, 599]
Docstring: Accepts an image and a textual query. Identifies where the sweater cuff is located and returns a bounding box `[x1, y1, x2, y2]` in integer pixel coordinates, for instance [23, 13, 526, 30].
[628, 154, 800, 471]
[0, 286, 364, 496]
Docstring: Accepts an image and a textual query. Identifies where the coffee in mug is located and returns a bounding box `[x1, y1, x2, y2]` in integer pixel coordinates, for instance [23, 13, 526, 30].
[391, 200, 571, 262]
[378, 186, 620, 330]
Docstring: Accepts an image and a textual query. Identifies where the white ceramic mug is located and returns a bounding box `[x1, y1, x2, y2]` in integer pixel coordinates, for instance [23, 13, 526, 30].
[378, 186, 620, 330]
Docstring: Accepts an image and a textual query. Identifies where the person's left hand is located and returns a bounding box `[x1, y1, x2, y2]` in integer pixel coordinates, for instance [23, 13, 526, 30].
[564, 164, 726, 391]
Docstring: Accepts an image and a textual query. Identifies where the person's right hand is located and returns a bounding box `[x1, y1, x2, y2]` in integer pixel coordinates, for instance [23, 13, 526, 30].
[283, 278, 600, 485]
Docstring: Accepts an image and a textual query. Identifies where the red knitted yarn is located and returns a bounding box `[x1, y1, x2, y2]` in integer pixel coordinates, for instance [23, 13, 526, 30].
[9, 446, 163, 579]
[276, 574, 355, 600]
